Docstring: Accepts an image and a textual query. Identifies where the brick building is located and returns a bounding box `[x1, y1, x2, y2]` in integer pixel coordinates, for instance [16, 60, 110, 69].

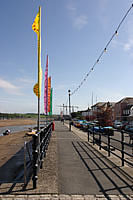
[114, 97, 133, 123]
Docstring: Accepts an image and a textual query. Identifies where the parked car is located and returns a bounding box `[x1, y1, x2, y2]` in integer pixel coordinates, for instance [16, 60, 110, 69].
[89, 126, 114, 136]
[73, 120, 84, 128]
[113, 122, 123, 130]
[124, 125, 133, 144]
[102, 126, 114, 136]
[124, 125, 133, 133]
[89, 126, 104, 134]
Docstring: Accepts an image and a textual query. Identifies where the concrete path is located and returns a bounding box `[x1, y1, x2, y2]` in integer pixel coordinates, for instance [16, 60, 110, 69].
[0, 121, 133, 199]
[55, 121, 133, 196]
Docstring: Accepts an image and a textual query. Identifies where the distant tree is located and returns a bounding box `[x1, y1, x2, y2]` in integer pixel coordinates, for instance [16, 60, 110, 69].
[97, 102, 113, 126]
[71, 111, 82, 119]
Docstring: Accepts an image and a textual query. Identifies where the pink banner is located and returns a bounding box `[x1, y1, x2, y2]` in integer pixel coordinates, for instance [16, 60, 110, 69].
[44, 55, 48, 114]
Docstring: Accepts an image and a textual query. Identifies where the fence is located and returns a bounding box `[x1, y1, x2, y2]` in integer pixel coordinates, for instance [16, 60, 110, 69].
[0, 141, 32, 188]
[32, 122, 53, 189]
[88, 128, 133, 167]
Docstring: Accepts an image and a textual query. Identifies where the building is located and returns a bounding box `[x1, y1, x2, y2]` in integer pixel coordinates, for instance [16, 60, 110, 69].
[81, 102, 115, 125]
[91, 102, 115, 126]
[114, 97, 133, 123]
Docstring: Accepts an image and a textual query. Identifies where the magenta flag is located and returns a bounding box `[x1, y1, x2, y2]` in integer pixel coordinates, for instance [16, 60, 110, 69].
[44, 55, 48, 114]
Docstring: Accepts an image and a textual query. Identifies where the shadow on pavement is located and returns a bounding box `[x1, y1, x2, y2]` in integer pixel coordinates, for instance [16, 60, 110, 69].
[72, 141, 133, 200]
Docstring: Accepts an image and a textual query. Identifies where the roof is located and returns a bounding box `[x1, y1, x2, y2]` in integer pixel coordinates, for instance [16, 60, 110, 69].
[92, 102, 106, 108]
[92, 102, 116, 108]
[116, 97, 133, 104]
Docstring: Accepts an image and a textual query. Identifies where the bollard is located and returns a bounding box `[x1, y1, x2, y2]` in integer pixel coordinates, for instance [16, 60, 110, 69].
[69, 121, 72, 131]
[52, 121, 55, 131]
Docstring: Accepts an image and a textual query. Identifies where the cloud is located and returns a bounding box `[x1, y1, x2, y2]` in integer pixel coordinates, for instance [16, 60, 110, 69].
[18, 78, 34, 85]
[67, 2, 88, 30]
[98, 0, 109, 29]
[0, 78, 22, 95]
[74, 15, 88, 30]
[122, 19, 133, 52]
[124, 38, 133, 51]
[67, 4, 77, 12]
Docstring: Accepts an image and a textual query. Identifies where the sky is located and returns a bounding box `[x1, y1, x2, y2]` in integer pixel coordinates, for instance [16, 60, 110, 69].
[0, 0, 133, 114]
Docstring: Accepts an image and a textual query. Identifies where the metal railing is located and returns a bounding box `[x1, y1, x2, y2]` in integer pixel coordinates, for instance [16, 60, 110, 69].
[88, 128, 133, 167]
[32, 122, 53, 189]
[23, 141, 32, 186]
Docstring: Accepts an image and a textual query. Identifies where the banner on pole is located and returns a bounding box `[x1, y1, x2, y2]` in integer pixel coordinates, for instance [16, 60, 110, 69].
[48, 77, 51, 113]
[44, 55, 49, 114]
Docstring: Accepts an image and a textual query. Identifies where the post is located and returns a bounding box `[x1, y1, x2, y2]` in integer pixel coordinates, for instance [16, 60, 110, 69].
[63, 104, 64, 116]
[108, 133, 110, 157]
[88, 129, 90, 142]
[68, 90, 71, 131]
[32, 134, 39, 189]
[93, 126, 95, 145]
[99, 133, 101, 150]
[37, 6, 41, 131]
[121, 130, 124, 166]
[63, 104, 64, 125]
[24, 141, 27, 185]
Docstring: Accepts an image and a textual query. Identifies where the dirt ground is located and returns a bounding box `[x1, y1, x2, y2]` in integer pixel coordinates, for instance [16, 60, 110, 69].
[0, 119, 36, 167]
[0, 130, 31, 167]
[0, 119, 58, 194]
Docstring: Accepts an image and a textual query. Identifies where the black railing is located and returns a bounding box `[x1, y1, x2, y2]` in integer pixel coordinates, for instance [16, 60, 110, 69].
[32, 122, 53, 189]
[88, 128, 133, 167]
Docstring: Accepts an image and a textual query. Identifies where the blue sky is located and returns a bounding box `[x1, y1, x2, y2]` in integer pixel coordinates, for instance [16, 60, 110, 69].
[0, 0, 133, 114]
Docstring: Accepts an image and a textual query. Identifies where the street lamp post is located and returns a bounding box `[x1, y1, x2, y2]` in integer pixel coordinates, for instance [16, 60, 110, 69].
[68, 89, 71, 131]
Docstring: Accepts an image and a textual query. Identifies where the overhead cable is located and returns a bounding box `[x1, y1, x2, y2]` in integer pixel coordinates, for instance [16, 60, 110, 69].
[71, 3, 133, 96]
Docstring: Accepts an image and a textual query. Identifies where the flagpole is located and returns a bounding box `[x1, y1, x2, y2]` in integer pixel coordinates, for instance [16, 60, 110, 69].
[37, 6, 41, 131]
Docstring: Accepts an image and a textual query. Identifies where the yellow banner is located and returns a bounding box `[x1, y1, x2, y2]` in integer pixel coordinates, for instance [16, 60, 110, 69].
[32, 12, 40, 35]
[32, 7, 42, 98]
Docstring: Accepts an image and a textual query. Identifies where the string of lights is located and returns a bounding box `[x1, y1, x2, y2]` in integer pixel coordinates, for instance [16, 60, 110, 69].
[71, 3, 133, 96]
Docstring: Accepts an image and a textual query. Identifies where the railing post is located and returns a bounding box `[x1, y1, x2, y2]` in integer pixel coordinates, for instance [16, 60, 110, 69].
[108, 133, 110, 157]
[93, 126, 95, 145]
[121, 130, 124, 166]
[40, 130, 43, 169]
[99, 133, 101, 150]
[32, 122, 53, 189]
[32, 134, 39, 189]
[88, 129, 90, 142]
[69, 121, 71, 131]
[24, 141, 27, 186]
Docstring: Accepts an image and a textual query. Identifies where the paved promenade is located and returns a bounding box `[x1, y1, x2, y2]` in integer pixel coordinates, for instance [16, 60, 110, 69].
[56, 122, 133, 196]
[0, 121, 133, 199]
